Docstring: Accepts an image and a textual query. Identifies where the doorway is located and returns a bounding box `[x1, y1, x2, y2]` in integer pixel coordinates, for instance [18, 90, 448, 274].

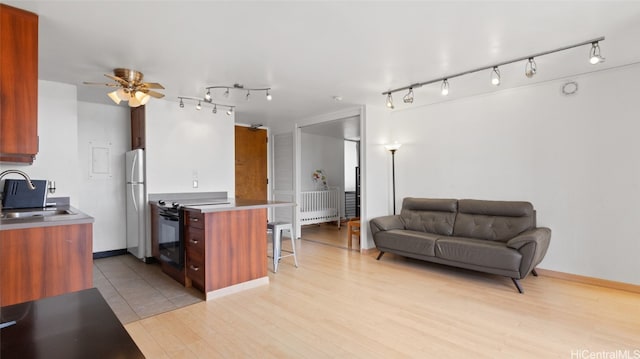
[297, 114, 361, 250]
[235, 125, 267, 200]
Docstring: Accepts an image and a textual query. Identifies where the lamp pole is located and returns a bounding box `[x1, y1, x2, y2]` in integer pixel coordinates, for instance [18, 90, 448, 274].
[384, 143, 402, 215]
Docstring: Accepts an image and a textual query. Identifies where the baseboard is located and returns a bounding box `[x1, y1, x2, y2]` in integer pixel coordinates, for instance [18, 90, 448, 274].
[360, 247, 379, 255]
[92, 249, 127, 259]
[537, 268, 640, 294]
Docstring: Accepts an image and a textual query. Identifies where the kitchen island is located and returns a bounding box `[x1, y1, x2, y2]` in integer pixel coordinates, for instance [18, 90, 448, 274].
[150, 197, 294, 300]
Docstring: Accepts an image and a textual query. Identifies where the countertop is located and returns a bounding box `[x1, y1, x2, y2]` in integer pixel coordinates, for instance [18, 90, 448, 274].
[150, 198, 295, 213]
[0, 205, 94, 231]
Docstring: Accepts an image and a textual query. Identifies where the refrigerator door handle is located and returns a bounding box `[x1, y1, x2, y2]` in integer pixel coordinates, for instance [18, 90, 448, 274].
[131, 185, 138, 212]
[129, 152, 138, 183]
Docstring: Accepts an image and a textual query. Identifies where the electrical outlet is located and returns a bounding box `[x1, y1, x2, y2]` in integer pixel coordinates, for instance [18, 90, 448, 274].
[193, 179, 198, 188]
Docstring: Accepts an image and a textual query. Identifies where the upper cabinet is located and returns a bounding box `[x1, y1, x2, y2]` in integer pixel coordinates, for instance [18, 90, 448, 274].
[130, 105, 145, 150]
[0, 4, 38, 163]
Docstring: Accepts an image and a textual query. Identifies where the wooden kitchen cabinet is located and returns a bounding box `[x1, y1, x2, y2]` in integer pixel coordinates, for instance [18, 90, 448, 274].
[0, 224, 93, 306]
[184, 208, 268, 296]
[0, 4, 39, 163]
[130, 105, 145, 150]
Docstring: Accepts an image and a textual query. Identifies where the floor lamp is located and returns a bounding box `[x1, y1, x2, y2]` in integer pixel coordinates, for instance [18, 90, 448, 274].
[384, 143, 402, 215]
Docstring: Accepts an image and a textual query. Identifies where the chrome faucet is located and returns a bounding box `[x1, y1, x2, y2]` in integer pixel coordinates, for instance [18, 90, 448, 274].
[0, 170, 36, 190]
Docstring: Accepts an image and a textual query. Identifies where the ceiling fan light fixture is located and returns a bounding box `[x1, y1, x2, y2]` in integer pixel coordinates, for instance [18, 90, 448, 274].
[135, 91, 151, 105]
[116, 88, 131, 101]
[107, 90, 122, 104]
[128, 96, 142, 108]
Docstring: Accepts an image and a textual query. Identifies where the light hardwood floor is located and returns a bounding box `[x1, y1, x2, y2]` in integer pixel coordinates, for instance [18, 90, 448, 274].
[125, 239, 640, 358]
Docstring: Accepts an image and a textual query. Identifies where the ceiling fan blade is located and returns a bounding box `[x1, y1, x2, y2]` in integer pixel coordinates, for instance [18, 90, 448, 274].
[146, 90, 165, 98]
[143, 82, 165, 89]
[83, 81, 119, 87]
[104, 74, 129, 86]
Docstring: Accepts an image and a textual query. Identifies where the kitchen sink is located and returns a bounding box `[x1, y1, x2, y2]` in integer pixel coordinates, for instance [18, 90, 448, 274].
[1, 209, 75, 219]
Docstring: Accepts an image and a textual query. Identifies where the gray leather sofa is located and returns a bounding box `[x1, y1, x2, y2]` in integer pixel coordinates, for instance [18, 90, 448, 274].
[369, 198, 551, 293]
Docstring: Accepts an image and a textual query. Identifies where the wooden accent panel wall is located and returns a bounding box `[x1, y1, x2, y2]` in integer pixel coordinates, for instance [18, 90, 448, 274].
[0, 4, 39, 162]
[204, 208, 267, 291]
[0, 224, 93, 306]
[130, 105, 146, 150]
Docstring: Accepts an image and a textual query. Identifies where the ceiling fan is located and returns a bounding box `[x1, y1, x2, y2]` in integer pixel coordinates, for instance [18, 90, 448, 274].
[83, 68, 165, 107]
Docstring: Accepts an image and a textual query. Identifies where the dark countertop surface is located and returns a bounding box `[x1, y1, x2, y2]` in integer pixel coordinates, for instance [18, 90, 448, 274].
[0, 205, 94, 231]
[0, 288, 144, 359]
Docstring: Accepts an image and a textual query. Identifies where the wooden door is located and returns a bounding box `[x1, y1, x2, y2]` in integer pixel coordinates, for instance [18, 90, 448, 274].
[235, 126, 267, 200]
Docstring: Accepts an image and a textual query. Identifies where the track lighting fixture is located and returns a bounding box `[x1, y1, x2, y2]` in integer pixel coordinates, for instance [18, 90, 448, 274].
[386, 93, 395, 109]
[589, 41, 605, 64]
[490, 67, 501, 86]
[441, 79, 450, 96]
[177, 96, 235, 116]
[403, 88, 414, 103]
[205, 89, 212, 102]
[525, 58, 537, 78]
[381, 36, 604, 108]
[204, 83, 272, 102]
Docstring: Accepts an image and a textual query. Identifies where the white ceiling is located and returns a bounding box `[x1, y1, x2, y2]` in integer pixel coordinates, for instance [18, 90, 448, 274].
[9, 1, 640, 130]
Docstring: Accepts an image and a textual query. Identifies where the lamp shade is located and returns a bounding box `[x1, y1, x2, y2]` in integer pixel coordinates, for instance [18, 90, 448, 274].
[107, 90, 122, 104]
[384, 143, 402, 152]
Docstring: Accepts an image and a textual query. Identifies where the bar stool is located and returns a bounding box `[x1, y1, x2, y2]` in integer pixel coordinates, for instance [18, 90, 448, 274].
[267, 222, 298, 272]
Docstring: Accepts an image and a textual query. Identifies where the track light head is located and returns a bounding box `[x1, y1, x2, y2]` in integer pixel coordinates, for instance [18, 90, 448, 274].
[491, 67, 501, 86]
[589, 42, 605, 64]
[226, 107, 234, 116]
[525, 58, 537, 78]
[266, 90, 272, 101]
[246, 90, 250, 101]
[385, 93, 395, 109]
[179, 99, 184, 108]
[205, 89, 211, 102]
[441, 79, 449, 96]
[212, 105, 217, 114]
[403, 88, 414, 104]
[196, 101, 202, 110]
[224, 88, 230, 97]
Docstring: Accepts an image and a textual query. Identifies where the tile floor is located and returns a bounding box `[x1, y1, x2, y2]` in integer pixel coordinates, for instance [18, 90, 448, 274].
[93, 254, 203, 324]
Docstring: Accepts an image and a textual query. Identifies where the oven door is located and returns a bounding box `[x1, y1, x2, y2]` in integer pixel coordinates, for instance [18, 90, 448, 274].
[158, 211, 184, 269]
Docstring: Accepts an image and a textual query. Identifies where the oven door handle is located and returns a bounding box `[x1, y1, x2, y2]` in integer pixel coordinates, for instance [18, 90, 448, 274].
[159, 214, 179, 221]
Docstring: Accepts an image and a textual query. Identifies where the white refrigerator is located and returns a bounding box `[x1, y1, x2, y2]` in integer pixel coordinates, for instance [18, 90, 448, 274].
[125, 149, 148, 260]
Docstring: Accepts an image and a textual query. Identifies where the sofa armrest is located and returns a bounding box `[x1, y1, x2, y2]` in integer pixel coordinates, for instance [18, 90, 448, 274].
[369, 215, 404, 237]
[507, 227, 551, 278]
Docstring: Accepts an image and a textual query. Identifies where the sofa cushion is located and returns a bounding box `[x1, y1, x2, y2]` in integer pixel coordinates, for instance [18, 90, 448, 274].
[453, 199, 534, 242]
[400, 198, 457, 236]
[435, 236, 523, 272]
[373, 229, 440, 257]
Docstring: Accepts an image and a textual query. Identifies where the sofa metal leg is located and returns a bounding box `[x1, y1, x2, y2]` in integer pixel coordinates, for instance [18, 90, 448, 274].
[531, 269, 538, 277]
[376, 251, 385, 260]
[511, 278, 524, 294]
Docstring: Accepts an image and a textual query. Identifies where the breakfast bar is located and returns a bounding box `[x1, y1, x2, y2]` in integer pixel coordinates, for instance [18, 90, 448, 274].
[150, 196, 294, 300]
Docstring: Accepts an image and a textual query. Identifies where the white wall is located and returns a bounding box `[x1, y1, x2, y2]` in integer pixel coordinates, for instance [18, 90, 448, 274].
[300, 132, 344, 191]
[145, 100, 235, 195]
[1, 80, 80, 205]
[366, 64, 640, 285]
[77, 102, 129, 252]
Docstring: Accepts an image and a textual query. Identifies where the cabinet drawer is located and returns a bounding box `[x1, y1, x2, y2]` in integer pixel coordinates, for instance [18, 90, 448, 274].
[186, 251, 205, 288]
[185, 211, 204, 229]
[184, 227, 205, 254]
